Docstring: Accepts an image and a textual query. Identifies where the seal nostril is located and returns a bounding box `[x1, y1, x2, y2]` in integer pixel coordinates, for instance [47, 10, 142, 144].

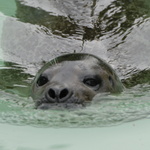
[59, 88, 69, 99]
[47, 88, 71, 102]
[48, 88, 56, 99]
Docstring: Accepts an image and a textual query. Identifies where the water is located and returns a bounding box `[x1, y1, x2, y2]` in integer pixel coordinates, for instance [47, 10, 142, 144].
[0, 0, 150, 149]
[0, 83, 150, 128]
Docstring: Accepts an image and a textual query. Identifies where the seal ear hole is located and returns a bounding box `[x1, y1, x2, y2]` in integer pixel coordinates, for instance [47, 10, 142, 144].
[109, 76, 114, 87]
[37, 75, 48, 86]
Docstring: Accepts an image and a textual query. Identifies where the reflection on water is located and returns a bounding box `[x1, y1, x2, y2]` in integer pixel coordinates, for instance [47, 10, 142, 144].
[95, 0, 150, 48]
[15, 0, 150, 47]
[0, 60, 32, 97]
[0, 0, 150, 127]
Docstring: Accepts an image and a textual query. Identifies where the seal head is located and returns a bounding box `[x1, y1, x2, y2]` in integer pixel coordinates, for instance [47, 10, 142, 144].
[31, 53, 124, 109]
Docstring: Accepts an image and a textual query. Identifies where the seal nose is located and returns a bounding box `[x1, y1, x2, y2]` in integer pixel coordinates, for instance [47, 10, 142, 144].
[47, 87, 72, 103]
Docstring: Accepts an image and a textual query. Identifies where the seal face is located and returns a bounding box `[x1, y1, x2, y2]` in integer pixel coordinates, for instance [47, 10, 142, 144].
[31, 53, 124, 109]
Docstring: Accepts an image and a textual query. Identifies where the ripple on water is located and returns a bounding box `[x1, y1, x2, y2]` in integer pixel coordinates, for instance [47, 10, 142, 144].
[0, 84, 150, 128]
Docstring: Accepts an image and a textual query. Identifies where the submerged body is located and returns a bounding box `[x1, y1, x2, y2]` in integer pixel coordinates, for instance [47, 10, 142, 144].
[31, 53, 124, 109]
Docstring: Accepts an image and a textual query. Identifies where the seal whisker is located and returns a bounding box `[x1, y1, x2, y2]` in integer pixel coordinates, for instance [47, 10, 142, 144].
[53, 58, 58, 65]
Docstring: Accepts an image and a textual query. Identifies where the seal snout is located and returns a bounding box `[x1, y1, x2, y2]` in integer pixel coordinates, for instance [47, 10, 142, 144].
[46, 87, 72, 103]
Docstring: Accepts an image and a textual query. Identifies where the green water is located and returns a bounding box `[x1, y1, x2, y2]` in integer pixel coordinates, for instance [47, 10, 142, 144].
[0, 0, 16, 16]
[0, 0, 150, 149]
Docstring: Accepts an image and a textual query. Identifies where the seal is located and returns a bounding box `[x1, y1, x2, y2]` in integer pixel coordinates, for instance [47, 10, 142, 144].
[31, 53, 124, 109]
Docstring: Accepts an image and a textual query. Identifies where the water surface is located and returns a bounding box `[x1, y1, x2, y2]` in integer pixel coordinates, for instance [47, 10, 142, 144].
[0, 0, 150, 128]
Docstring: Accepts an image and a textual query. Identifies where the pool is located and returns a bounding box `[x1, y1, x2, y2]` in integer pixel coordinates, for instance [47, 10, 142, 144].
[1, 120, 150, 150]
[0, 0, 150, 149]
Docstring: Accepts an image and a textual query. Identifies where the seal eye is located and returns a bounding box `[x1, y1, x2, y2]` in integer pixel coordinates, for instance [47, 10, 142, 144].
[83, 77, 101, 90]
[37, 75, 48, 86]
[84, 79, 98, 86]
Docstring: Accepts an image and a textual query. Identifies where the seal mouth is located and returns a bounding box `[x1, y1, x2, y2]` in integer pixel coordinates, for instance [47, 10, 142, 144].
[35, 96, 86, 110]
[36, 103, 85, 110]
